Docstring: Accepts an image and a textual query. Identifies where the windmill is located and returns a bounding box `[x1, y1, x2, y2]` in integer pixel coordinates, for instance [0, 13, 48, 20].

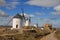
[21, 8, 32, 27]
[5, 8, 26, 29]
[25, 17, 31, 26]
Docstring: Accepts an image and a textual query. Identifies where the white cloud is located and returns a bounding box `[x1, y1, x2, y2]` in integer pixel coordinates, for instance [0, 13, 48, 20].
[51, 5, 60, 15]
[6, 2, 20, 9]
[29, 14, 35, 17]
[0, 0, 20, 9]
[21, 13, 35, 17]
[21, 13, 27, 16]
[35, 12, 45, 16]
[54, 5, 60, 11]
[0, 0, 6, 6]
[51, 11, 60, 15]
[52, 21, 60, 28]
[0, 10, 9, 17]
[26, 0, 60, 7]
[39, 17, 57, 21]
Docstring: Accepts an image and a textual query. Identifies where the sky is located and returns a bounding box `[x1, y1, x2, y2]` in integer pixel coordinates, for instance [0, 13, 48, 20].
[0, 0, 60, 28]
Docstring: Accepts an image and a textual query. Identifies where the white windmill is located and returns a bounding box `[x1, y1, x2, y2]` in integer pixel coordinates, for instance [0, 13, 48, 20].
[12, 14, 23, 29]
[5, 8, 25, 29]
[25, 17, 31, 26]
[12, 8, 25, 29]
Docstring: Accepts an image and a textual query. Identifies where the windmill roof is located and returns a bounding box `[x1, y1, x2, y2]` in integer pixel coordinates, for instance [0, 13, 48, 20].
[13, 14, 22, 19]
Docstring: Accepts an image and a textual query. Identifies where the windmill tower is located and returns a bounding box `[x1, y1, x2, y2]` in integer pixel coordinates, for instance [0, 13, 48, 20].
[12, 14, 23, 29]
[25, 17, 31, 26]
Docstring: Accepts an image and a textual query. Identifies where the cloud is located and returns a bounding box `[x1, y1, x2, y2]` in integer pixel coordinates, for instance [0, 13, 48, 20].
[0, 10, 9, 17]
[39, 17, 57, 21]
[0, 0, 20, 9]
[21, 13, 35, 17]
[26, 0, 60, 7]
[54, 5, 60, 11]
[52, 21, 60, 28]
[0, 0, 6, 6]
[24, 13, 35, 17]
[29, 14, 35, 17]
[39, 18, 49, 22]
[6, 2, 20, 9]
[35, 12, 45, 16]
[51, 5, 60, 16]
[51, 11, 60, 15]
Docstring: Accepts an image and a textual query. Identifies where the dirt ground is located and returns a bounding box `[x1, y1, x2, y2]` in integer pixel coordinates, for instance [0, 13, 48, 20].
[40, 31, 58, 40]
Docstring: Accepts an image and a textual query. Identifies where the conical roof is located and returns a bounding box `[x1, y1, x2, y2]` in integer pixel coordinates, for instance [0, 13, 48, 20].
[13, 13, 22, 19]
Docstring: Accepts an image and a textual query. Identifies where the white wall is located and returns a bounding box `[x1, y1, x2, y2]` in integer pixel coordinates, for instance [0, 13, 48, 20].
[13, 18, 22, 29]
[25, 20, 30, 26]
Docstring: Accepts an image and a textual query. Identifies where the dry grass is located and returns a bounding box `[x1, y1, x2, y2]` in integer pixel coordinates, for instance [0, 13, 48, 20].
[0, 27, 60, 40]
[55, 28, 60, 40]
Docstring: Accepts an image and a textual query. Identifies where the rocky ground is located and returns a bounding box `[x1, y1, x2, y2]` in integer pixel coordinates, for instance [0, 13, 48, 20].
[0, 27, 60, 40]
[41, 31, 58, 40]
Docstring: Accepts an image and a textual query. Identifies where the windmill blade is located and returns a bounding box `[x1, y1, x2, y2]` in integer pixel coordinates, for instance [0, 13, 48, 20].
[21, 8, 25, 19]
[29, 16, 31, 23]
[5, 16, 13, 26]
[21, 8, 24, 14]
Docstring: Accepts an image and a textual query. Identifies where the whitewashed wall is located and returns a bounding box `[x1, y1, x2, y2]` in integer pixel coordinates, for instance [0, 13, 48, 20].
[25, 20, 30, 26]
[13, 18, 22, 29]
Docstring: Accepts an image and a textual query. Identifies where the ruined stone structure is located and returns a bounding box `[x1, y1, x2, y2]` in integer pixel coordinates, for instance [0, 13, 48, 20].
[44, 24, 52, 30]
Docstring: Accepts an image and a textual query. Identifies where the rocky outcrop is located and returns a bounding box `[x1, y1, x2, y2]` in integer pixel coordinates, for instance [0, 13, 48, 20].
[40, 31, 58, 40]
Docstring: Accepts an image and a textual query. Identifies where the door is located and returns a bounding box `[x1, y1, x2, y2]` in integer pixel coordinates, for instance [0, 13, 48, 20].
[16, 24, 18, 28]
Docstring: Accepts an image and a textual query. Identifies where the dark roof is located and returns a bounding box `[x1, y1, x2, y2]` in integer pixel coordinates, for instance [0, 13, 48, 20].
[13, 14, 22, 18]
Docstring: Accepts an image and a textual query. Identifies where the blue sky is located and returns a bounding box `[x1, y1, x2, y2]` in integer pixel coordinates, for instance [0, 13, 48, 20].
[0, 0, 60, 28]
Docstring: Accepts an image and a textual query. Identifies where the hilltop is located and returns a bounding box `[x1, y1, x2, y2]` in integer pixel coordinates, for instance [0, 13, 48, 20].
[0, 25, 59, 40]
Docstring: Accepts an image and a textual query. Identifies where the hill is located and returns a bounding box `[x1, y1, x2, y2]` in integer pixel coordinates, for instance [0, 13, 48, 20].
[0, 27, 60, 40]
